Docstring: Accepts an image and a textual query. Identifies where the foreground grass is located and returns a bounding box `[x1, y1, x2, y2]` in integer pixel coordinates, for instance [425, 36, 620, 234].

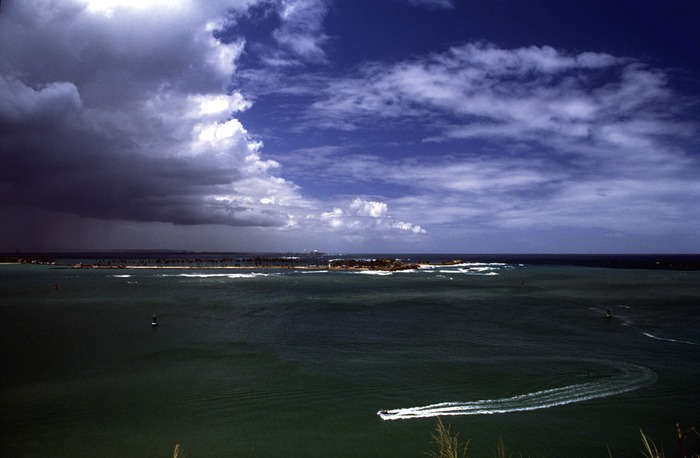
[428, 418, 700, 458]
[173, 443, 185, 458]
[428, 417, 470, 458]
[428, 418, 512, 458]
[637, 423, 700, 458]
[170, 419, 698, 457]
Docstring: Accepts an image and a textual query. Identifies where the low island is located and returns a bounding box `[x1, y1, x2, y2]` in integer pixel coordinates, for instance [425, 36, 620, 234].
[3, 255, 465, 271]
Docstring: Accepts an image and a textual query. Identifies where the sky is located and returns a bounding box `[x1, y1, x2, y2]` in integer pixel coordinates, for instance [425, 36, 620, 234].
[0, 0, 699, 254]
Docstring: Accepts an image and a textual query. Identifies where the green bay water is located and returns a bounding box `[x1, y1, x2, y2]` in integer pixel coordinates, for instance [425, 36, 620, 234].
[1, 255, 699, 457]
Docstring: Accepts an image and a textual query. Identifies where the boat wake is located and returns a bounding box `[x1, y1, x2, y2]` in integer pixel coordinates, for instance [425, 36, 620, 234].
[617, 318, 700, 346]
[378, 362, 655, 421]
[642, 332, 699, 346]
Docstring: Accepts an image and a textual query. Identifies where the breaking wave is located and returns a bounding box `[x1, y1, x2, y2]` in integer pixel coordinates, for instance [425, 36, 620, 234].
[158, 273, 272, 279]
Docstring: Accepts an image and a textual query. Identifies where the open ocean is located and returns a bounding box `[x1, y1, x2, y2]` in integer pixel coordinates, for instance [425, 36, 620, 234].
[1, 253, 699, 457]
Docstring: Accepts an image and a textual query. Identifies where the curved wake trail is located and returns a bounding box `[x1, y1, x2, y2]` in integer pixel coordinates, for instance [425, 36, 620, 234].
[642, 332, 699, 346]
[378, 362, 655, 421]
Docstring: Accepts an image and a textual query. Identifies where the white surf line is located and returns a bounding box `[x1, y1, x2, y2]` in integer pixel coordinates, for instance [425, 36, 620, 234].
[158, 272, 272, 279]
[378, 362, 655, 421]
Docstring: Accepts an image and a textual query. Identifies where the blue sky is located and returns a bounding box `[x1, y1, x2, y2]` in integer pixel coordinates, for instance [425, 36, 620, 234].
[0, 0, 698, 253]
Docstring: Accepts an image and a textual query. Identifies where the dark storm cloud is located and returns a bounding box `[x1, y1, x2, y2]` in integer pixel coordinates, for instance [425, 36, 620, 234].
[0, 1, 307, 232]
[0, 117, 291, 226]
[0, 0, 427, 251]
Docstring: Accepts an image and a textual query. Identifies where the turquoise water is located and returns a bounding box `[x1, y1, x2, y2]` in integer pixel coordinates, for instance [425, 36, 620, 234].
[1, 256, 699, 457]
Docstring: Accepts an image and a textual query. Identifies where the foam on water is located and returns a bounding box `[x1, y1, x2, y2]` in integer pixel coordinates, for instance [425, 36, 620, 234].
[616, 315, 700, 346]
[642, 332, 699, 346]
[378, 361, 656, 420]
[439, 268, 500, 276]
[423, 262, 510, 276]
[158, 272, 272, 279]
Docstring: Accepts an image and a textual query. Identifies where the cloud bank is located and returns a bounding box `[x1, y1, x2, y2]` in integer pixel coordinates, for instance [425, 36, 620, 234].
[288, 42, 698, 249]
[0, 0, 697, 252]
[0, 0, 425, 250]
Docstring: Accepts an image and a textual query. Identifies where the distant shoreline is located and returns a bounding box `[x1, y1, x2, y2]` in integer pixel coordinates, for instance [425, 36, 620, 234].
[1, 257, 461, 272]
[3, 253, 700, 270]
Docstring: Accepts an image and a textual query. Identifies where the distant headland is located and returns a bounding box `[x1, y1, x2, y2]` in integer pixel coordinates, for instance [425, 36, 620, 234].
[0, 254, 464, 271]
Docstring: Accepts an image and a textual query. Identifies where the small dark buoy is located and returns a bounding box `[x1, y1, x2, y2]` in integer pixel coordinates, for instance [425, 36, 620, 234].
[605, 309, 612, 319]
[151, 314, 158, 327]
